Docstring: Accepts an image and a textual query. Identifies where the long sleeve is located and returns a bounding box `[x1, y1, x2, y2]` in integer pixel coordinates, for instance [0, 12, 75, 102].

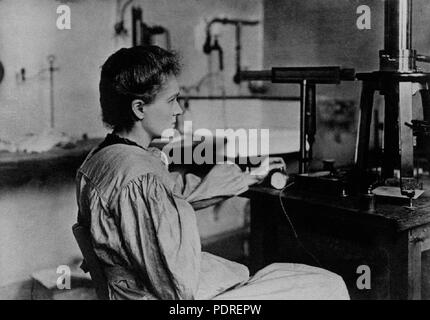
[115, 173, 201, 300]
[171, 163, 249, 203]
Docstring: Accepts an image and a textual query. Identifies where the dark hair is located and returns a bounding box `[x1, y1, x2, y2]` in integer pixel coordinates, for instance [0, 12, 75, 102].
[99, 46, 181, 132]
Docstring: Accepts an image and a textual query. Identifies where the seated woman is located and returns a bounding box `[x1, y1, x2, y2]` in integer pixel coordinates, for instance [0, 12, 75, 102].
[75, 45, 349, 300]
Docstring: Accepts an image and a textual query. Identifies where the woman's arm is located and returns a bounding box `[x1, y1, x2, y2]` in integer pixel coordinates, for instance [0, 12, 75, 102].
[173, 163, 249, 203]
[171, 157, 287, 206]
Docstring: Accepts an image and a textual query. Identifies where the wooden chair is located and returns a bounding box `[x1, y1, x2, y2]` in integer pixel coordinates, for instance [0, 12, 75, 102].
[72, 223, 109, 300]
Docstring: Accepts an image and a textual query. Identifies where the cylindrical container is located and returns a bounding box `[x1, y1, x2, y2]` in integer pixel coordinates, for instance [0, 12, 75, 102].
[380, 0, 416, 72]
[359, 190, 376, 212]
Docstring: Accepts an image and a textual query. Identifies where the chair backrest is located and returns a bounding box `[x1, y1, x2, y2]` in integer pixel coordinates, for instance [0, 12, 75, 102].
[72, 223, 109, 300]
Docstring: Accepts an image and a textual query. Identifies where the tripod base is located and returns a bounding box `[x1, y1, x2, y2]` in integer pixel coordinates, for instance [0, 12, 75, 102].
[355, 71, 430, 191]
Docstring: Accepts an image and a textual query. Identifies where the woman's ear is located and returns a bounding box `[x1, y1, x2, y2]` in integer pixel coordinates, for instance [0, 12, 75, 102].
[131, 99, 145, 120]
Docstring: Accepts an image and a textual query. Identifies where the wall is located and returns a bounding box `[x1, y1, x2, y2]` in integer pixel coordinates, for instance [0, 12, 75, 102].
[0, 0, 263, 142]
[0, 0, 114, 141]
[0, 178, 80, 287]
[0, 0, 264, 289]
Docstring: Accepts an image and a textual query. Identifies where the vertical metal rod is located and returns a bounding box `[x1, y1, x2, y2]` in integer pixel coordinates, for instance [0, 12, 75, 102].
[398, 0, 412, 50]
[373, 109, 380, 153]
[305, 83, 316, 163]
[384, 0, 412, 52]
[299, 80, 308, 174]
[382, 86, 399, 179]
[399, 82, 414, 178]
[132, 7, 141, 46]
[233, 23, 242, 84]
[132, 7, 137, 46]
[48, 55, 55, 129]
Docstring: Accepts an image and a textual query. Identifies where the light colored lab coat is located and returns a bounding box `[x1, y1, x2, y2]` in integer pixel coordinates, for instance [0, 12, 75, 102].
[76, 139, 349, 300]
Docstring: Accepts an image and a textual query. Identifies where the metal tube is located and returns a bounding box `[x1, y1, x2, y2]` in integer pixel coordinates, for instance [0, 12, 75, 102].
[380, 0, 415, 72]
[239, 70, 272, 81]
[132, 7, 141, 47]
[384, 0, 412, 53]
[50, 65, 54, 129]
[48, 55, 55, 129]
[240, 67, 355, 83]
[299, 80, 308, 174]
[305, 83, 316, 162]
[207, 18, 259, 28]
[233, 23, 242, 84]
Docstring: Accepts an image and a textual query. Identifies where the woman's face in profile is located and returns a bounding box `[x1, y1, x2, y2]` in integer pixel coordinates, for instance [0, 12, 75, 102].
[141, 76, 183, 138]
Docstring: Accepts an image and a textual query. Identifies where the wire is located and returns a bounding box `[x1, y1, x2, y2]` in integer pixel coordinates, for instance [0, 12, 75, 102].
[278, 181, 323, 268]
[278, 182, 298, 237]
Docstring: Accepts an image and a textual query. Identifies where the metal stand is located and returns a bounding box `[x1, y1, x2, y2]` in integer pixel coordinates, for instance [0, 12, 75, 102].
[356, 72, 430, 194]
[241, 67, 354, 173]
[299, 80, 316, 173]
[355, 0, 430, 195]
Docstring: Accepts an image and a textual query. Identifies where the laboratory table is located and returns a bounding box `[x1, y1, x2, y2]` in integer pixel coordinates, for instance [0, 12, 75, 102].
[246, 184, 430, 300]
[0, 138, 101, 188]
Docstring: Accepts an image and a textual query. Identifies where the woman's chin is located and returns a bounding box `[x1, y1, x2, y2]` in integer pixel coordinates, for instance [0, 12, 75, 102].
[159, 127, 178, 139]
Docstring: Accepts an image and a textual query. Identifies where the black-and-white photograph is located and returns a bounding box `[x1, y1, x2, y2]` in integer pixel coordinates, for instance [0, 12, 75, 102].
[0, 0, 429, 305]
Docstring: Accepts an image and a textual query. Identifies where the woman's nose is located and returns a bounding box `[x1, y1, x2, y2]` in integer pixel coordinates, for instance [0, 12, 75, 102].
[173, 101, 183, 115]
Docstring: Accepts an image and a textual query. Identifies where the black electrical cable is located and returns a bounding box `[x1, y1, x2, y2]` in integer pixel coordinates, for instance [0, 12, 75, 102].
[278, 181, 323, 268]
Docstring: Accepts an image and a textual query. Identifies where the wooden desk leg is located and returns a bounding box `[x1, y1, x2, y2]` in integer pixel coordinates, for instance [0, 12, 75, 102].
[389, 229, 422, 300]
[250, 194, 265, 274]
[419, 89, 430, 161]
[249, 193, 278, 274]
[407, 230, 423, 300]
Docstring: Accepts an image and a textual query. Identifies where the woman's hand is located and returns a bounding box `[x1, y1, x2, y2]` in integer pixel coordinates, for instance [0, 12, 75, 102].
[243, 172, 265, 187]
[244, 157, 287, 187]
